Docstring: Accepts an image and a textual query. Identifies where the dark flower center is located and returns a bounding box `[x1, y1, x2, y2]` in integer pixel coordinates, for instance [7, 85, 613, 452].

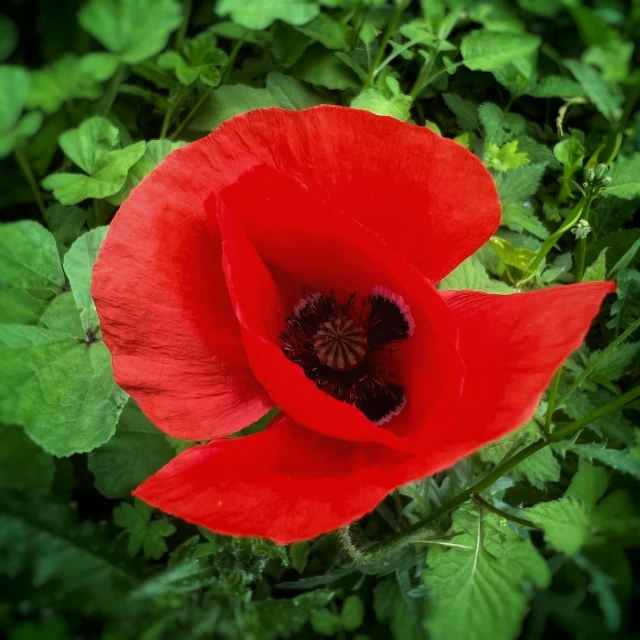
[280, 286, 414, 425]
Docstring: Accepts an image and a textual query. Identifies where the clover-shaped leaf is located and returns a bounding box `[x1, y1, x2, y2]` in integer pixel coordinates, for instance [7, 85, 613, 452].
[216, 0, 320, 31]
[42, 117, 146, 205]
[158, 32, 228, 87]
[0, 65, 43, 159]
[27, 53, 119, 114]
[78, 0, 183, 64]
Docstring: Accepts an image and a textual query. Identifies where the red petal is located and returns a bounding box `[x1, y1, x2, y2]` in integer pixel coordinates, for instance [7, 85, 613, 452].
[199, 106, 500, 281]
[134, 414, 443, 543]
[440, 282, 615, 450]
[214, 165, 464, 453]
[93, 144, 272, 441]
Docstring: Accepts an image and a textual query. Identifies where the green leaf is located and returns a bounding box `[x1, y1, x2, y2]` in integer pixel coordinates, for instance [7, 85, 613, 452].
[291, 46, 360, 90]
[461, 29, 541, 72]
[0, 424, 55, 492]
[216, 0, 320, 30]
[78, 0, 183, 64]
[26, 53, 119, 114]
[113, 499, 176, 560]
[562, 443, 640, 480]
[88, 401, 175, 498]
[0, 326, 128, 456]
[605, 153, 640, 199]
[0, 65, 43, 159]
[0, 491, 136, 615]
[478, 103, 526, 145]
[46, 204, 88, 257]
[439, 255, 512, 293]
[588, 342, 640, 382]
[490, 236, 537, 270]
[565, 459, 609, 509]
[40, 292, 86, 338]
[351, 78, 412, 121]
[340, 595, 365, 631]
[190, 85, 279, 131]
[295, 13, 350, 50]
[495, 163, 546, 202]
[63, 227, 108, 332]
[583, 249, 607, 282]
[157, 32, 228, 87]
[530, 75, 585, 98]
[424, 505, 550, 640]
[42, 117, 146, 204]
[480, 422, 561, 486]
[0, 221, 65, 324]
[311, 609, 340, 636]
[564, 59, 623, 122]
[265, 72, 325, 110]
[442, 93, 479, 131]
[525, 497, 590, 555]
[502, 202, 549, 240]
[484, 140, 530, 171]
[374, 579, 424, 640]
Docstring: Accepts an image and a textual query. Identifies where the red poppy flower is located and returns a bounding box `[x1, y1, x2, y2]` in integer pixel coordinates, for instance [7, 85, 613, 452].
[93, 106, 613, 544]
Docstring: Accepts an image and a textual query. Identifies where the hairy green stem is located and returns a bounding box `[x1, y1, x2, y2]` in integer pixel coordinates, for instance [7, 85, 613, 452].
[14, 148, 49, 227]
[362, 0, 409, 89]
[358, 384, 640, 557]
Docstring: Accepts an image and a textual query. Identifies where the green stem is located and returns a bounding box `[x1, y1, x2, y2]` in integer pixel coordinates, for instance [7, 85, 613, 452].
[174, 0, 192, 51]
[362, 0, 408, 89]
[169, 32, 246, 141]
[409, 40, 442, 101]
[517, 195, 590, 288]
[359, 384, 640, 557]
[159, 100, 175, 140]
[544, 368, 562, 436]
[472, 494, 538, 529]
[14, 147, 49, 227]
[574, 197, 592, 283]
[99, 64, 126, 116]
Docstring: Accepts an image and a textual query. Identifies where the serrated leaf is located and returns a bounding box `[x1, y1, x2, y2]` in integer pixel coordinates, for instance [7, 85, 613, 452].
[490, 236, 537, 270]
[425, 505, 550, 640]
[583, 249, 607, 282]
[0, 424, 55, 492]
[295, 13, 350, 50]
[63, 227, 108, 331]
[495, 163, 546, 202]
[78, 0, 183, 64]
[265, 72, 325, 110]
[461, 29, 541, 71]
[373, 579, 424, 640]
[588, 342, 640, 382]
[502, 202, 549, 240]
[605, 153, 640, 199]
[291, 46, 360, 90]
[0, 326, 128, 456]
[562, 443, 640, 480]
[88, 401, 174, 498]
[26, 53, 119, 114]
[525, 497, 590, 555]
[478, 103, 526, 145]
[485, 140, 530, 171]
[480, 422, 560, 486]
[40, 292, 86, 339]
[0, 221, 65, 324]
[439, 255, 512, 293]
[442, 93, 479, 131]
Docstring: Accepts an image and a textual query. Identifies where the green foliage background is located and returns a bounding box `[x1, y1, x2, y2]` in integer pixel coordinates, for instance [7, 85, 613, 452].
[1, 0, 640, 638]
